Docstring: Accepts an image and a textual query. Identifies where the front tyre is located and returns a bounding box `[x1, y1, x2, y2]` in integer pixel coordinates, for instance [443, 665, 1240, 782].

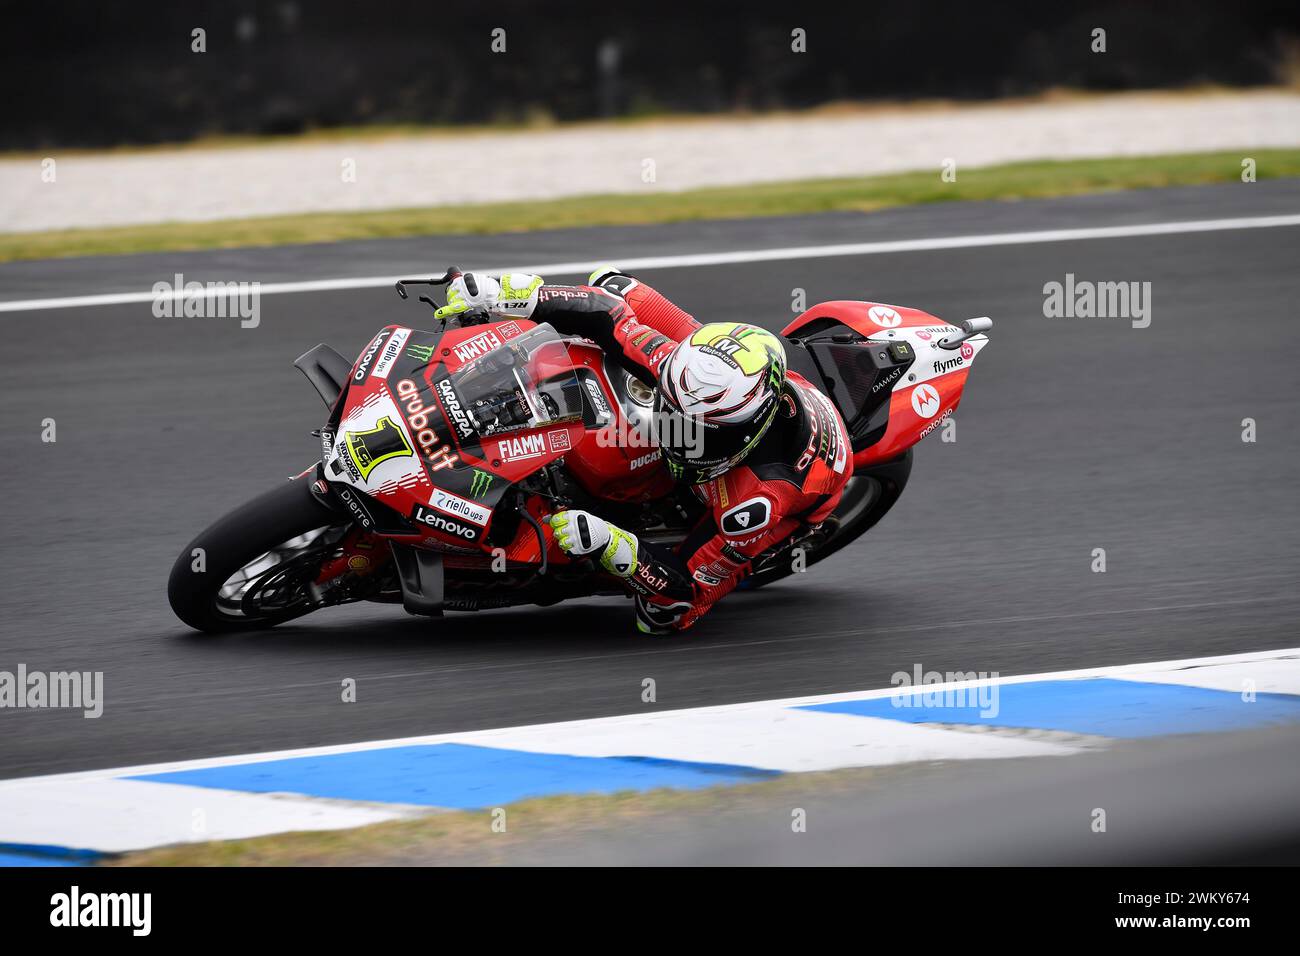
[167, 474, 346, 633]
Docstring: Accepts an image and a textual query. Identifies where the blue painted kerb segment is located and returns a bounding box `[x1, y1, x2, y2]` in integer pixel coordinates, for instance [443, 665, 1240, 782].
[130, 743, 778, 809]
[0, 843, 103, 867]
[799, 678, 1300, 738]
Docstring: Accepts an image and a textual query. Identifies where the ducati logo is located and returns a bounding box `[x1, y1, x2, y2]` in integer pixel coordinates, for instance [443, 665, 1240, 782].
[868, 306, 902, 328]
[911, 383, 941, 419]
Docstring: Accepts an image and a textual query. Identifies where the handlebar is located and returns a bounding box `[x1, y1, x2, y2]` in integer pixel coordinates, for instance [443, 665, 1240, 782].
[393, 266, 490, 326]
[394, 266, 461, 301]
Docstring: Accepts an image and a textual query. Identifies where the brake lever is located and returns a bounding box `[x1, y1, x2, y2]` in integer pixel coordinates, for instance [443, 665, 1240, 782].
[394, 266, 462, 301]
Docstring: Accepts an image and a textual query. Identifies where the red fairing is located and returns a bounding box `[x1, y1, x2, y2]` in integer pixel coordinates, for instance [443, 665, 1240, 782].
[437, 320, 532, 374]
[782, 300, 980, 470]
[559, 340, 676, 503]
[857, 366, 971, 467]
[782, 299, 952, 338]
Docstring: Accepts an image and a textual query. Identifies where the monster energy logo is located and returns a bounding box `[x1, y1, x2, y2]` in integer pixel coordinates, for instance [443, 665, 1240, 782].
[406, 343, 435, 362]
[469, 469, 495, 498]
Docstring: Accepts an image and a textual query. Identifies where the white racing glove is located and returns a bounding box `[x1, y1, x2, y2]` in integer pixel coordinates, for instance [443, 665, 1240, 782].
[434, 272, 543, 321]
[548, 510, 638, 578]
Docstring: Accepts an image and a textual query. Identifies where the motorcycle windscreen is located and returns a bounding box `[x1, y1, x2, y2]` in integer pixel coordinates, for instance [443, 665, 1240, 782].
[448, 323, 586, 441]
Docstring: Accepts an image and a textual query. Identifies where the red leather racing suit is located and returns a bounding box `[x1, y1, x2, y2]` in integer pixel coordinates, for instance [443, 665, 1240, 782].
[528, 273, 853, 633]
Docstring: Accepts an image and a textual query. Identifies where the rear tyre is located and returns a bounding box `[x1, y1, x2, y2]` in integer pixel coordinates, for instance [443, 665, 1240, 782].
[167, 475, 345, 633]
[742, 450, 912, 590]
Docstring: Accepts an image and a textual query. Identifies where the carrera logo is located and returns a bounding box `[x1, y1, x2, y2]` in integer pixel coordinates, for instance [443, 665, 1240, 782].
[370, 327, 410, 380]
[720, 497, 772, 537]
[353, 329, 390, 381]
[435, 378, 475, 442]
[911, 383, 942, 419]
[453, 330, 502, 364]
[429, 487, 492, 527]
[868, 306, 902, 328]
[411, 503, 479, 541]
[497, 432, 546, 462]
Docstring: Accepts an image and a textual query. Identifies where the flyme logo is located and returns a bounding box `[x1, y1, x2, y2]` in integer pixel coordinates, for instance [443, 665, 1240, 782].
[50, 886, 151, 936]
[0, 665, 103, 718]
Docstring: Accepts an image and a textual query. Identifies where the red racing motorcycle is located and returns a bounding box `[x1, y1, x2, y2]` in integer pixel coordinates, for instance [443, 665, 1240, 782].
[168, 268, 992, 632]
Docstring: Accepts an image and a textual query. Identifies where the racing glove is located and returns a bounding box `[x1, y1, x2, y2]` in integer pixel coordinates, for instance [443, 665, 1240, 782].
[434, 272, 543, 320]
[547, 510, 638, 578]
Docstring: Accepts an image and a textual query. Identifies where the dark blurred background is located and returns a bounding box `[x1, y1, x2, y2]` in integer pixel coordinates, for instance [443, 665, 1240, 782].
[3, 0, 1298, 150]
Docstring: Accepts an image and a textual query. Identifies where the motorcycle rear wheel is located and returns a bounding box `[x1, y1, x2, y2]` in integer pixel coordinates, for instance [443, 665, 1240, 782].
[742, 449, 912, 590]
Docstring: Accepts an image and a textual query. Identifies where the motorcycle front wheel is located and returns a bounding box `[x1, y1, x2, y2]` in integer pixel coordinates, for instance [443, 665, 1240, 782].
[167, 474, 347, 633]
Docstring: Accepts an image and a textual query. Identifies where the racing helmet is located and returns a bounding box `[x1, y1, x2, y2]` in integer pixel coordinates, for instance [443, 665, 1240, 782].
[654, 322, 787, 482]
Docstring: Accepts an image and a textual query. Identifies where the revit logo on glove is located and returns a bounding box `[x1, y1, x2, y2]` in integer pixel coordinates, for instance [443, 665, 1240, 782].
[721, 497, 771, 536]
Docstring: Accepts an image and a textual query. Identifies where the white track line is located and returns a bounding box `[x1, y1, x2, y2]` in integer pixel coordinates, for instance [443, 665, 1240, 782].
[2, 213, 1298, 315]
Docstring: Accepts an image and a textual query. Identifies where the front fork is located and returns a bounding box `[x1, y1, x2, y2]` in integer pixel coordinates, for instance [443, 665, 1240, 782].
[314, 525, 388, 584]
[305, 465, 393, 602]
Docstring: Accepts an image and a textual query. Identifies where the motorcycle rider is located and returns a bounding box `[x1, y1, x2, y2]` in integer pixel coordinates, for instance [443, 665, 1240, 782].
[434, 268, 852, 634]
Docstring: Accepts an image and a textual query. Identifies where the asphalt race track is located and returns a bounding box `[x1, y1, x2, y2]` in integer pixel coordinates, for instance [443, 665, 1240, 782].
[2, 183, 1298, 778]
